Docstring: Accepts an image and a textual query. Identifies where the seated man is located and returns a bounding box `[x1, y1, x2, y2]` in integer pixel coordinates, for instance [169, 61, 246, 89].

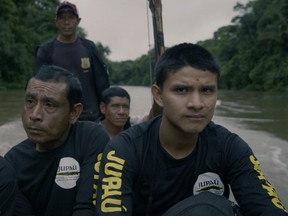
[0, 155, 17, 215]
[96, 43, 287, 216]
[5, 65, 110, 216]
[99, 87, 131, 139]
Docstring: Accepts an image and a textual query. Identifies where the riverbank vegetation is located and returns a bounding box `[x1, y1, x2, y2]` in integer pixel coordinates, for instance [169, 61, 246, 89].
[1, 0, 287, 91]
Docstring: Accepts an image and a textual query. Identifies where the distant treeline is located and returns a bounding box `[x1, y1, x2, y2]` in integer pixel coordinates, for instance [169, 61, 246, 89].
[1, 0, 287, 91]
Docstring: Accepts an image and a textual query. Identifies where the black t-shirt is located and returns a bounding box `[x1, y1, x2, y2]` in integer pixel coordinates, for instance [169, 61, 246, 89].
[5, 121, 110, 216]
[96, 116, 287, 216]
[37, 38, 99, 120]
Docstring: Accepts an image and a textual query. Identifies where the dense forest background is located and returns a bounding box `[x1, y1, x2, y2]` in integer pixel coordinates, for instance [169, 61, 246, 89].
[0, 0, 288, 91]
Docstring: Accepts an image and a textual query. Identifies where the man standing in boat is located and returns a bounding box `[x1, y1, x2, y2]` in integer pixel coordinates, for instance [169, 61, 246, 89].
[36, 1, 110, 122]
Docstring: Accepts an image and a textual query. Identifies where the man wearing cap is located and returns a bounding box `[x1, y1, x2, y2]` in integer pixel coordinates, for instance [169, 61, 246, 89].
[36, 1, 110, 122]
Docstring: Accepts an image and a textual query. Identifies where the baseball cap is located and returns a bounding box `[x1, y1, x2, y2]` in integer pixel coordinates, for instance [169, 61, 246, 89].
[56, 1, 79, 17]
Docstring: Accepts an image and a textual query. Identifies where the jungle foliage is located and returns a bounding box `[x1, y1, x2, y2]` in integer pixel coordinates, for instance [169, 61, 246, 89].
[199, 0, 288, 91]
[0, 0, 288, 91]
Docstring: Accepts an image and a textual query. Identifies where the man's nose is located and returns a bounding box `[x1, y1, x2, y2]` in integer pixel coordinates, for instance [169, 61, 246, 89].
[29, 103, 43, 121]
[186, 92, 204, 109]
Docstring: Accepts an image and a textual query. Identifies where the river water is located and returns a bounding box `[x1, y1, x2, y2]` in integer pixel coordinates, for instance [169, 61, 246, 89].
[0, 86, 287, 207]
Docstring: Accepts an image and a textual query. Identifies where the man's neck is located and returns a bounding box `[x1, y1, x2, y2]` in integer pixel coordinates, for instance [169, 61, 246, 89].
[159, 122, 198, 159]
[57, 34, 77, 43]
[101, 120, 124, 139]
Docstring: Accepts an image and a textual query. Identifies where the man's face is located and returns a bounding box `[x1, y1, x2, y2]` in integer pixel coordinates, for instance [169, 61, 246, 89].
[56, 12, 80, 37]
[100, 97, 130, 128]
[22, 78, 73, 150]
[153, 66, 218, 135]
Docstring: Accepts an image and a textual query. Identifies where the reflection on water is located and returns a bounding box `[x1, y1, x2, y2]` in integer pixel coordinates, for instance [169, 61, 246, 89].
[216, 90, 288, 141]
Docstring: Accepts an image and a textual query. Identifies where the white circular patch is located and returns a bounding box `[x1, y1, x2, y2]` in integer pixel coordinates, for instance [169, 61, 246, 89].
[55, 157, 80, 189]
[193, 172, 224, 195]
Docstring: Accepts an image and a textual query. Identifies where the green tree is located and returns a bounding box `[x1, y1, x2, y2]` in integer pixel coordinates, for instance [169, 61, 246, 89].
[1, 0, 288, 91]
[108, 49, 156, 86]
[200, 0, 288, 91]
[0, 0, 88, 89]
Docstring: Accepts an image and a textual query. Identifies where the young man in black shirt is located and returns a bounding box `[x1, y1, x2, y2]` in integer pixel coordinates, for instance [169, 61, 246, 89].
[96, 43, 287, 216]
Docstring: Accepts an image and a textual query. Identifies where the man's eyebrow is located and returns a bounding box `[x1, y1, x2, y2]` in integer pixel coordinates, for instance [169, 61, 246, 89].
[42, 96, 58, 103]
[25, 92, 58, 102]
[25, 92, 36, 98]
[203, 84, 217, 88]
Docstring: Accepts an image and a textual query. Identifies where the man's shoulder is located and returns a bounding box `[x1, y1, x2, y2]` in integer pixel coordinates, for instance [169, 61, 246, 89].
[73, 121, 110, 141]
[203, 121, 250, 153]
[5, 139, 31, 154]
[202, 123, 237, 149]
[4, 139, 33, 164]
[79, 37, 95, 46]
[0, 156, 15, 175]
[36, 38, 56, 57]
[39, 37, 56, 48]
[113, 117, 160, 145]
[75, 120, 104, 131]
[205, 121, 234, 138]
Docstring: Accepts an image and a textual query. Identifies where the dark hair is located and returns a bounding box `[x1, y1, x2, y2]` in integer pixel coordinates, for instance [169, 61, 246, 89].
[27, 65, 82, 109]
[101, 87, 131, 104]
[155, 43, 220, 88]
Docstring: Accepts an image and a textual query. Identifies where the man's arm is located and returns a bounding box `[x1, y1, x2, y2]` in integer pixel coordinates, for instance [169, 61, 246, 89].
[82, 39, 110, 100]
[96, 136, 139, 216]
[35, 38, 55, 69]
[73, 125, 110, 216]
[4, 153, 34, 216]
[0, 157, 17, 216]
[13, 190, 35, 216]
[226, 135, 287, 216]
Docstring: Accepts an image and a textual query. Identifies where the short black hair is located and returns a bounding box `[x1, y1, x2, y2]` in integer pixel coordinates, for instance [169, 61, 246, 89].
[27, 65, 82, 109]
[101, 87, 130, 104]
[155, 43, 220, 89]
[99, 87, 131, 127]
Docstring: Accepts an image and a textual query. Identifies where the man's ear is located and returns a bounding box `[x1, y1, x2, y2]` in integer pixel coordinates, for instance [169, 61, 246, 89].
[151, 84, 164, 107]
[77, 18, 81, 25]
[55, 17, 59, 26]
[99, 102, 106, 115]
[69, 103, 83, 124]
